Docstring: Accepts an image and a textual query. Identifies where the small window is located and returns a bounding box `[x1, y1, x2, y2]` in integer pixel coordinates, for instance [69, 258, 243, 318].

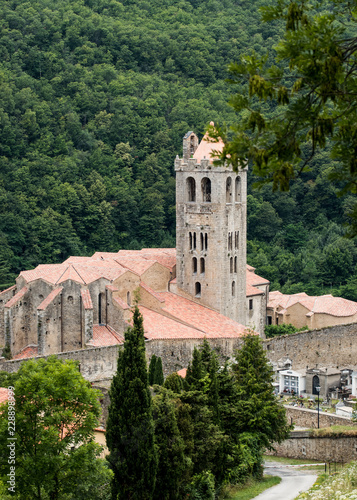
[68, 296, 73, 303]
[195, 282, 201, 297]
[235, 176, 241, 202]
[187, 177, 196, 202]
[228, 232, 233, 251]
[249, 299, 253, 310]
[276, 317, 279, 325]
[205, 233, 208, 250]
[226, 177, 232, 203]
[232, 281, 236, 296]
[267, 316, 272, 325]
[192, 257, 197, 274]
[234, 256, 237, 273]
[127, 291, 131, 306]
[235, 231, 239, 249]
[200, 233, 204, 251]
[193, 232, 196, 249]
[230, 257, 233, 274]
[201, 177, 211, 202]
[200, 258, 205, 274]
[189, 232, 192, 250]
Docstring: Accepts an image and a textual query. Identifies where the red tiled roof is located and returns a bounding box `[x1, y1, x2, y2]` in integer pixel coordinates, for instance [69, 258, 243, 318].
[156, 292, 249, 338]
[0, 285, 16, 296]
[5, 287, 28, 308]
[106, 284, 120, 292]
[140, 282, 165, 303]
[177, 368, 187, 378]
[81, 289, 93, 310]
[193, 125, 225, 163]
[0, 388, 8, 404]
[115, 256, 157, 276]
[268, 291, 357, 318]
[38, 287, 63, 311]
[13, 345, 38, 360]
[246, 269, 270, 286]
[90, 325, 124, 347]
[246, 283, 264, 297]
[113, 296, 130, 310]
[139, 306, 206, 339]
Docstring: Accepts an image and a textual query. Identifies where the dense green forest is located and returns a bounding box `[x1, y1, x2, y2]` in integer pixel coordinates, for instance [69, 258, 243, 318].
[0, 0, 356, 300]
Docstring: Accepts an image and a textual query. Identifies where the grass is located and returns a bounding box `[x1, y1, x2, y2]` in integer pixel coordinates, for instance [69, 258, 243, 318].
[264, 455, 323, 466]
[309, 424, 357, 437]
[220, 476, 281, 500]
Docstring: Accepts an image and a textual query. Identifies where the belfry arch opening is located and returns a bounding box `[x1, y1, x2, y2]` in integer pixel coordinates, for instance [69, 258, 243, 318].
[187, 177, 196, 202]
[201, 177, 211, 202]
[235, 176, 241, 202]
[226, 177, 232, 203]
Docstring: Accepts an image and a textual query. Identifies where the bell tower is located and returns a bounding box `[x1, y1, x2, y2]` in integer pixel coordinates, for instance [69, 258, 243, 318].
[175, 127, 247, 324]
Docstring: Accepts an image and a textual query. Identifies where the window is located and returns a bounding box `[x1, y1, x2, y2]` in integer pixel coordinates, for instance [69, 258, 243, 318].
[267, 315, 272, 325]
[230, 257, 233, 273]
[234, 256, 237, 273]
[200, 233, 204, 251]
[249, 299, 253, 310]
[187, 177, 196, 202]
[193, 232, 196, 249]
[232, 281, 236, 296]
[127, 291, 131, 306]
[201, 177, 211, 202]
[190, 136, 196, 156]
[205, 233, 208, 250]
[235, 231, 239, 249]
[195, 282, 201, 297]
[226, 177, 232, 203]
[228, 232, 233, 251]
[192, 257, 197, 274]
[189, 232, 192, 250]
[235, 176, 241, 202]
[98, 293, 103, 323]
[200, 258, 205, 274]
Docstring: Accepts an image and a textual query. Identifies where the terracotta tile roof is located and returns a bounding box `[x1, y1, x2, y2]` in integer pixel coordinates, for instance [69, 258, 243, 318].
[139, 306, 206, 339]
[57, 265, 86, 284]
[0, 388, 8, 404]
[115, 256, 157, 275]
[177, 368, 187, 378]
[5, 287, 28, 308]
[246, 283, 264, 297]
[13, 345, 38, 360]
[90, 325, 124, 347]
[113, 296, 130, 310]
[81, 289, 93, 310]
[38, 287, 63, 311]
[247, 264, 255, 271]
[140, 282, 165, 303]
[170, 277, 177, 284]
[193, 125, 225, 163]
[0, 285, 16, 296]
[246, 269, 270, 286]
[268, 291, 357, 318]
[106, 285, 120, 292]
[156, 292, 249, 338]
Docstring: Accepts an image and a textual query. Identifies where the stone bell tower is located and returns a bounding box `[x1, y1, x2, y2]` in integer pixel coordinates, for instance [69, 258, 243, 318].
[175, 125, 247, 324]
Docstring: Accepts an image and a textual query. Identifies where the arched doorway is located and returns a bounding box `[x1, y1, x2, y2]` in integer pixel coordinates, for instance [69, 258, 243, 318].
[312, 375, 320, 395]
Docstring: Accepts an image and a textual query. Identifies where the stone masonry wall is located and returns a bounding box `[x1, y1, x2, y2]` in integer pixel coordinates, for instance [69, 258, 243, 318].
[266, 432, 357, 463]
[285, 406, 355, 429]
[263, 323, 357, 370]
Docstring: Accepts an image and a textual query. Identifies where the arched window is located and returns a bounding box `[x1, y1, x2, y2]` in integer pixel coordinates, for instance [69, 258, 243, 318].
[230, 257, 233, 273]
[228, 232, 233, 251]
[312, 375, 320, 395]
[235, 231, 239, 249]
[205, 233, 208, 250]
[98, 293, 103, 324]
[195, 282, 201, 297]
[200, 233, 204, 251]
[200, 258, 205, 274]
[235, 176, 241, 202]
[187, 177, 196, 202]
[192, 257, 197, 274]
[232, 281, 236, 296]
[201, 177, 211, 202]
[234, 256, 237, 273]
[127, 291, 131, 306]
[226, 177, 232, 203]
[189, 232, 192, 250]
[193, 232, 197, 249]
[190, 136, 195, 156]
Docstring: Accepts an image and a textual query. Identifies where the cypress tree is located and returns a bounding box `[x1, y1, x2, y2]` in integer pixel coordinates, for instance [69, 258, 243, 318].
[186, 347, 203, 390]
[148, 354, 157, 385]
[106, 306, 158, 500]
[153, 356, 164, 386]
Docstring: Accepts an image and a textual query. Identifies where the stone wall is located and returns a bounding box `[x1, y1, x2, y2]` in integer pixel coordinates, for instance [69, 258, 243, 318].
[264, 323, 357, 370]
[266, 431, 357, 463]
[285, 406, 355, 429]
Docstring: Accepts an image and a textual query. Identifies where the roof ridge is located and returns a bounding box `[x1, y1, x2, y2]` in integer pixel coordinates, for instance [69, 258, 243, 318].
[140, 304, 207, 334]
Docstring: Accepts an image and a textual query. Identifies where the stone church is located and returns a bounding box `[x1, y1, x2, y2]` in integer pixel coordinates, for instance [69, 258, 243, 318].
[0, 127, 269, 366]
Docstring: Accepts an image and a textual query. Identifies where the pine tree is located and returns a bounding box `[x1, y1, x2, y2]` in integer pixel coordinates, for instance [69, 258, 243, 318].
[153, 356, 164, 386]
[148, 354, 157, 385]
[106, 306, 158, 500]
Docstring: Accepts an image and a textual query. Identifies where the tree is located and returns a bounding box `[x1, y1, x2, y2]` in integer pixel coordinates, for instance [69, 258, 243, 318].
[153, 356, 164, 386]
[0, 356, 106, 500]
[148, 354, 157, 385]
[106, 306, 158, 500]
[211, 0, 357, 197]
[232, 334, 291, 470]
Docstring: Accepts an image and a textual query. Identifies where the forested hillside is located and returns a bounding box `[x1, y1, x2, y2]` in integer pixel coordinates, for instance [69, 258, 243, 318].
[0, 0, 356, 300]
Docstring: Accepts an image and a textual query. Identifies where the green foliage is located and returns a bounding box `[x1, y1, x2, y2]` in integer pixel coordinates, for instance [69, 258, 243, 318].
[0, 356, 105, 500]
[153, 356, 164, 386]
[106, 306, 158, 500]
[148, 354, 157, 386]
[186, 471, 215, 500]
[265, 323, 307, 338]
[1, 343, 12, 360]
[163, 372, 184, 393]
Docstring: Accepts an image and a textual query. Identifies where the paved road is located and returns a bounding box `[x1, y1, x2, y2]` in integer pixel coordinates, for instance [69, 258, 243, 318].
[252, 462, 317, 500]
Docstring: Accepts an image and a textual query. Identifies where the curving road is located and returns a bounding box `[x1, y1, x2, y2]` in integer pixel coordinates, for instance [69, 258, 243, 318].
[252, 461, 318, 500]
